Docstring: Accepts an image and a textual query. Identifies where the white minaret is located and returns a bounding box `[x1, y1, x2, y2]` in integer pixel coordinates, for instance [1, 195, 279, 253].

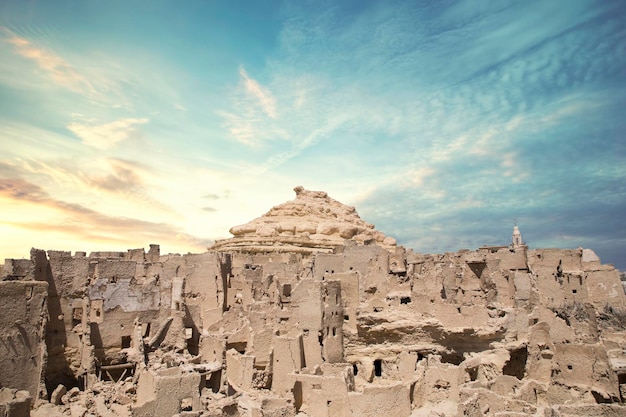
[512, 225, 523, 248]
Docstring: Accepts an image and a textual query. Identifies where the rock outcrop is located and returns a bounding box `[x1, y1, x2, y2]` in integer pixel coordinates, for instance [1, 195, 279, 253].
[210, 186, 396, 253]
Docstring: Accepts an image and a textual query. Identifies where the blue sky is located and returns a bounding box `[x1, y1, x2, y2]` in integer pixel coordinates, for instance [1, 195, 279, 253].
[1, 0, 625, 270]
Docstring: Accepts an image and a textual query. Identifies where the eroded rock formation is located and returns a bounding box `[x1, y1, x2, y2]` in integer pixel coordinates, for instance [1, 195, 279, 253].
[210, 186, 397, 253]
[1, 187, 626, 417]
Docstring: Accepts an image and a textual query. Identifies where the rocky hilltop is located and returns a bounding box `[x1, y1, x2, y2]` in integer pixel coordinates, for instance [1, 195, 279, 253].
[211, 186, 397, 253]
[1, 187, 626, 417]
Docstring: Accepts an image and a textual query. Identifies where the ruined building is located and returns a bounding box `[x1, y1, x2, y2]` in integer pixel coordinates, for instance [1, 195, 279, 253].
[1, 186, 626, 417]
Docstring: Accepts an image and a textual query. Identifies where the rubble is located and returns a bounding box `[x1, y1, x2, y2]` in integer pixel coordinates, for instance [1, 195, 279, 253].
[0, 388, 31, 417]
[1, 186, 626, 416]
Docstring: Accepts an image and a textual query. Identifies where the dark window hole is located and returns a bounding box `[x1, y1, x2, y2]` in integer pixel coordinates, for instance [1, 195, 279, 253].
[374, 359, 382, 377]
[502, 347, 528, 380]
[121, 335, 131, 349]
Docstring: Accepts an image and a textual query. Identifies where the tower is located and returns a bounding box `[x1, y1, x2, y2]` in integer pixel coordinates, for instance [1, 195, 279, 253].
[512, 225, 523, 248]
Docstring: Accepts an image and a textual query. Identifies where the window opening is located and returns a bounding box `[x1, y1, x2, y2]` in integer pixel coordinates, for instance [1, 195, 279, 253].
[502, 347, 528, 380]
[374, 359, 382, 377]
[121, 335, 131, 348]
[283, 284, 291, 297]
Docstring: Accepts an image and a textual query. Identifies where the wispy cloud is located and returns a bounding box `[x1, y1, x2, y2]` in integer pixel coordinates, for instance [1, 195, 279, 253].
[219, 67, 285, 146]
[406, 167, 436, 188]
[81, 158, 147, 193]
[0, 26, 152, 110]
[76, 157, 176, 215]
[0, 177, 210, 249]
[239, 66, 277, 118]
[1, 26, 97, 96]
[67, 117, 149, 149]
[13, 153, 180, 217]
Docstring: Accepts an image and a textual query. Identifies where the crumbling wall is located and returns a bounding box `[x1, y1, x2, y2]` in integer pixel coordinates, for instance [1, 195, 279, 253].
[45, 250, 90, 392]
[321, 280, 343, 363]
[183, 252, 228, 352]
[585, 266, 625, 309]
[551, 344, 620, 403]
[291, 370, 352, 417]
[348, 382, 411, 417]
[226, 349, 255, 391]
[291, 279, 323, 369]
[133, 367, 202, 417]
[272, 334, 304, 395]
[0, 281, 48, 399]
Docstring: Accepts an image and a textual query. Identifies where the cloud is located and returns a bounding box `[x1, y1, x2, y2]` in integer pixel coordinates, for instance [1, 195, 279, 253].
[0, 26, 148, 110]
[247, 113, 350, 176]
[0, 161, 20, 177]
[202, 193, 221, 200]
[67, 117, 149, 149]
[0, 177, 210, 250]
[406, 167, 436, 188]
[3, 155, 166, 211]
[219, 67, 286, 146]
[77, 157, 179, 216]
[219, 112, 263, 146]
[239, 66, 277, 119]
[1, 26, 96, 96]
[81, 158, 146, 193]
[0, 178, 47, 201]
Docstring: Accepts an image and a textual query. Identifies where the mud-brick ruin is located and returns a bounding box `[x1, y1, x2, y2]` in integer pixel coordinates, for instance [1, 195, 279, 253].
[2, 186, 626, 417]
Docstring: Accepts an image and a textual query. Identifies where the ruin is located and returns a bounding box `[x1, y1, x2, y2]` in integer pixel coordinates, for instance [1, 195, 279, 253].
[1, 186, 626, 416]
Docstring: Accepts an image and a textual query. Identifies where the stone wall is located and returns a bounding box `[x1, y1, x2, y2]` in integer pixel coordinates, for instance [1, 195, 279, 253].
[0, 281, 48, 400]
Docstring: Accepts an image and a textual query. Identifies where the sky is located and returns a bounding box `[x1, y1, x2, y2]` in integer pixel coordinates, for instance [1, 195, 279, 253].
[0, 0, 625, 270]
